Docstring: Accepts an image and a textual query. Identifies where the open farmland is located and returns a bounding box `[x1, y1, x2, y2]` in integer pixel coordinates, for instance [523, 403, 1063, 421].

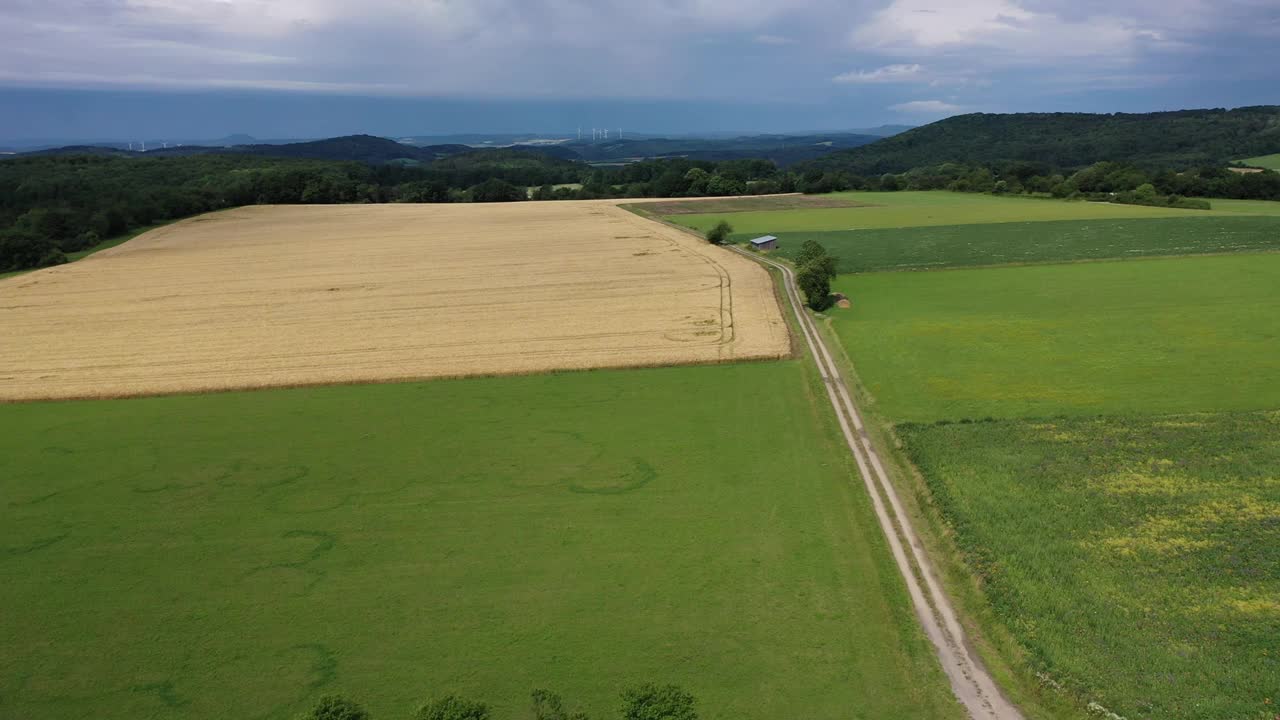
[669, 190, 1236, 236]
[0, 362, 961, 720]
[753, 215, 1280, 272]
[0, 201, 787, 401]
[900, 413, 1280, 720]
[830, 253, 1280, 422]
[761, 187, 1280, 720]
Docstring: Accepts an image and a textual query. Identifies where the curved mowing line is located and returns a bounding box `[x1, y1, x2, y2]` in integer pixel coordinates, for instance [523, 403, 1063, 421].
[728, 245, 1024, 720]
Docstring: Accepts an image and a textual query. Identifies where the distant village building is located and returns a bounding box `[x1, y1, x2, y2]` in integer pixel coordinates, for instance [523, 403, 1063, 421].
[749, 235, 778, 251]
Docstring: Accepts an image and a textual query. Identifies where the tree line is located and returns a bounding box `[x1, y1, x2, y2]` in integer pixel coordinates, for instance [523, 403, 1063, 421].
[299, 683, 695, 720]
[0, 152, 807, 273]
[794, 160, 1280, 208]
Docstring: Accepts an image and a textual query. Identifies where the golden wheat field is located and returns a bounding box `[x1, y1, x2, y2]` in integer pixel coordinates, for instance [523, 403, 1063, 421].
[0, 201, 788, 401]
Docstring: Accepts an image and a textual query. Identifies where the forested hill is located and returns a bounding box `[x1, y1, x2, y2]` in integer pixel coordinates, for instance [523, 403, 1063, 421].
[21, 132, 884, 166]
[798, 106, 1280, 175]
[23, 135, 476, 164]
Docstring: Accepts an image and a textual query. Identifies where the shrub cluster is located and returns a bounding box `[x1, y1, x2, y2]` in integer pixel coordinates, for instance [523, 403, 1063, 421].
[298, 684, 697, 720]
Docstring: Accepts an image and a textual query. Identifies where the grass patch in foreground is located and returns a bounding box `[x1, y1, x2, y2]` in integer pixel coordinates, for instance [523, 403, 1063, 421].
[899, 412, 1280, 720]
[669, 191, 1230, 236]
[752, 215, 1280, 273]
[830, 253, 1280, 422]
[0, 362, 959, 720]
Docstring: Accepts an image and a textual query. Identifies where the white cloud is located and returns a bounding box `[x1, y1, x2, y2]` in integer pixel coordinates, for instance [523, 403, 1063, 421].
[0, 0, 1276, 106]
[889, 99, 963, 113]
[833, 63, 923, 83]
[853, 0, 1176, 61]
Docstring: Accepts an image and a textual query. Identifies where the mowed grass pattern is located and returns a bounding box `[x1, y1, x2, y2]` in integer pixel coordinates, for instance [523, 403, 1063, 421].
[753, 216, 1280, 273]
[830, 253, 1280, 422]
[672, 191, 1234, 236]
[0, 362, 960, 720]
[900, 413, 1280, 720]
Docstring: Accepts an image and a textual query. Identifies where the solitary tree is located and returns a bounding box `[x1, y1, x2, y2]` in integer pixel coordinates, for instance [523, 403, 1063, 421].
[797, 261, 834, 311]
[705, 220, 733, 245]
[794, 239, 837, 311]
[620, 684, 697, 720]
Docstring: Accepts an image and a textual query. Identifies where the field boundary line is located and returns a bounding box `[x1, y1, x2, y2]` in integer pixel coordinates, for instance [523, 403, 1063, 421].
[726, 245, 1024, 720]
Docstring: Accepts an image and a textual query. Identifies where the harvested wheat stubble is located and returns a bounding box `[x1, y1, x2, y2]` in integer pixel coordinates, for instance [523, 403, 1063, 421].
[0, 201, 788, 401]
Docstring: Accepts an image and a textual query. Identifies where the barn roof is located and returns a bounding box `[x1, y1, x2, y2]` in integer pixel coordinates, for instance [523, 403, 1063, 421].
[749, 235, 777, 245]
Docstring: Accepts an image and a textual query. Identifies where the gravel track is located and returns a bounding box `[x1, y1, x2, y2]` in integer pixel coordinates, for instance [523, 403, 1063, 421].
[728, 246, 1024, 720]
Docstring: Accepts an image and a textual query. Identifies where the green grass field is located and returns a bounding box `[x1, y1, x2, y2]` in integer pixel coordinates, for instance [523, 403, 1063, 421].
[752, 216, 1280, 273]
[830, 253, 1280, 422]
[671, 191, 1239, 236]
[0, 362, 960, 720]
[899, 413, 1280, 720]
[1240, 153, 1280, 170]
[682, 189, 1280, 718]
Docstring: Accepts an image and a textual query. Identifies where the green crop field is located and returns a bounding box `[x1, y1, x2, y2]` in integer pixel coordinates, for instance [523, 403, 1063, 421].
[674, 188, 1280, 718]
[0, 362, 960, 720]
[670, 191, 1234, 236]
[752, 216, 1280, 273]
[1240, 153, 1280, 170]
[830, 253, 1280, 423]
[899, 413, 1280, 720]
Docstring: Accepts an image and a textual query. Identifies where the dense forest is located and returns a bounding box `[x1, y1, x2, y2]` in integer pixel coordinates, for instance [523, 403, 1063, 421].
[0, 150, 794, 272]
[799, 106, 1280, 175]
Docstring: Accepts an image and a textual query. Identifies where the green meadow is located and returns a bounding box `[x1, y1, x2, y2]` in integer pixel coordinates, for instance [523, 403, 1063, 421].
[1240, 153, 1280, 170]
[654, 187, 1280, 719]
[757, 215, 1280, 273]
[830, 253, 1280, 422]
[0, 362, 960, 720]
[672, 191, 1232, 236]
[900, 413, 1280, 720]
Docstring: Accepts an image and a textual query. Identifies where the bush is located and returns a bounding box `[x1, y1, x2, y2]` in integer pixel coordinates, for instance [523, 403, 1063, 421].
[620, 684, 697, 720]
[415, 695, 490, 720]
[531, 689, 589, 720]
[298, 695, 370, 720]
[705, 221, 733, 245]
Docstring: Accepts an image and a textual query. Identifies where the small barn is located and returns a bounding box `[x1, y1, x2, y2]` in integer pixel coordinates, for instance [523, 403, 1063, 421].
[749, 235, 778, 251]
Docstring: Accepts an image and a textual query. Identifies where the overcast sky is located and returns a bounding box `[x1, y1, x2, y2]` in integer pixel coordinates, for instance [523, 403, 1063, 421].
[2, 0, 1278, 140]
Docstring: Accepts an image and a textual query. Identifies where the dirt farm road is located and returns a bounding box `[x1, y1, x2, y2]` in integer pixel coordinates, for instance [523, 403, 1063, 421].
[727, 245, 1025, 720]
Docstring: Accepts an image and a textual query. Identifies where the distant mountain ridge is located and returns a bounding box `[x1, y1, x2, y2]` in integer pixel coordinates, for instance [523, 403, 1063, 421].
[18, 131, 887, 166]
[799, 106, 1280, 175]
[21, 135, 473, 164]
